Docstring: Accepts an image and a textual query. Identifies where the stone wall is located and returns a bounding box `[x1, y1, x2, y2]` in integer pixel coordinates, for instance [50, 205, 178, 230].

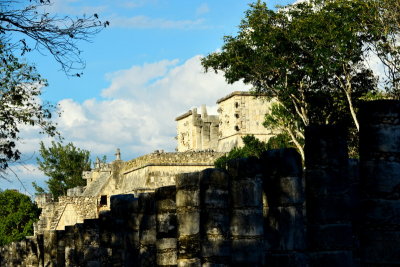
[175, 91, 275, 153]
[34, 151, 223, 233]
[2, 100, 400, 266]
[123, 151, 223, 173]
[176, 105, 219, 152]
[115, 151, 224, 196]
[217, 91, 274, 152]
[35, 196, 98, 234]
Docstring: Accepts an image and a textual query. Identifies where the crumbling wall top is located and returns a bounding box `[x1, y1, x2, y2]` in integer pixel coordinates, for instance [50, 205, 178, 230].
[122, 151, 224, 174]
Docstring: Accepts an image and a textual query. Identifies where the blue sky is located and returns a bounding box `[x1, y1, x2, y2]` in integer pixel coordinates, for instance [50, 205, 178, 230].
[1, 0, 297, 195]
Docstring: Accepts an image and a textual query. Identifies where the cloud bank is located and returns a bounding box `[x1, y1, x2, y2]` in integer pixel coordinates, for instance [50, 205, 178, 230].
[19, 55, 250, 161]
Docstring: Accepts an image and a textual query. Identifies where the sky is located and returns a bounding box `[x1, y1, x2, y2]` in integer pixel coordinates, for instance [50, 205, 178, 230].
[1, 0, 299, 195]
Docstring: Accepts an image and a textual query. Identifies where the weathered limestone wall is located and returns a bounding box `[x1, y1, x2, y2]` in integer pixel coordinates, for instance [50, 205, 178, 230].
[217, 91, 274, 152]
[118, 151, 223, 195]
[35, 151, 223, 233]
[2, 100, 400, 267]
[35, 196, 98, 234]
[123, 151, 223, 172]
[176, 106, 219, 152]
[176, 91, 275, 153]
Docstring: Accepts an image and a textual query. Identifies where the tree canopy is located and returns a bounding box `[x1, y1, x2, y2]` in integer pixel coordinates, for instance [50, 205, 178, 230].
[34, 141, 91, 200]
[214, 135, 293, 169]
[0, 189, 41, 246]
[0, 43, 57, 173]
[201, 0, 396, 158]
[0, 0, 107, 176]
[0, 0, 108, 75]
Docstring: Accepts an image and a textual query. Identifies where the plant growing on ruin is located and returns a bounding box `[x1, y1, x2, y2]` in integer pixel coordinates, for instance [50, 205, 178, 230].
[35, 141, 91, 200]
[0, 189, 41, 246]
[215, 135, 293, 169]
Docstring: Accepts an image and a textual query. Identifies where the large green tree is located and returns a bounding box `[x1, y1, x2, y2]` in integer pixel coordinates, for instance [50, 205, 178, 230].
[34, 141, 91, 200]
[364, 0, 400, 97]
[202, 0, 378, 158]
[0, 189, 41, 246]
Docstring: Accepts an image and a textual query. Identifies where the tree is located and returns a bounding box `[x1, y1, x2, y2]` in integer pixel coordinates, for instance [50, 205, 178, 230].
[202, 0, 377, 156]
[0, 0, 107, 175]
[0, 189, 41, 246]
[0, 0, 108, 75]
[264, 102, 305, 160]
[214, 135, 292, 169]
[363, 0, 400, 98]
[0, 43, 57, 174]
[35, 141, 91, 200]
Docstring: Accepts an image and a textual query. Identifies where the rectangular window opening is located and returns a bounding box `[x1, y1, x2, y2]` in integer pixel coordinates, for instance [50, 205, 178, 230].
[100, 195, 107, 206]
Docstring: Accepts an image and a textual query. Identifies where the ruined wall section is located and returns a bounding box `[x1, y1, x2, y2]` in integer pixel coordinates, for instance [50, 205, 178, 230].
[119, 151, 224, 195]
[35, 195, 98, 234]
[176, 106, 219, 152]
[217, 91, 275, 152]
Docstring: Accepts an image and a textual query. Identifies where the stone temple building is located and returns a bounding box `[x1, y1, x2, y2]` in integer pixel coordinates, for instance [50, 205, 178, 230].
[34, 90, 274, 233]
[176, 91, 274, 152]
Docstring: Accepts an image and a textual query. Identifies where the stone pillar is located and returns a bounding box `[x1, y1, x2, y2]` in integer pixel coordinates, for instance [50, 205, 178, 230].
[25, 237, 40, 266]
[36, 234, 45, 267]
[56, 230, 66, 267]
[176, 172, 201, 267]
[359, 100, 400, 265]
[43, 230, 58, 267]
[348, 158, 361, 265]
[98, 211, 113, 266]
[227, 157, 264, 266]
[262, 148, 306, 266]
[81, 219, 100, 266]
[64, 225, 77, 266]
[305, 126, 353, 266]
[73, 224, 85, 265]
[110, 194, 137, 265]
[155, 186, 178, 266]
[138, 193, 157, 267]
[200, 168, 231, 266]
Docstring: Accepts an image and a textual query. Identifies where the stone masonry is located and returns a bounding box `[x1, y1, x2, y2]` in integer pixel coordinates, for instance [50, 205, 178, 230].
[176, 91, 275, 152]
[1, 100, 400, 266]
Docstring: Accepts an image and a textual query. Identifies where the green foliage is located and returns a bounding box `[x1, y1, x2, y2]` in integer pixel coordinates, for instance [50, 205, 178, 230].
[214, 135, 293, 169]
[0, 42, 57, 172]
[265, 133, 296, 150]
[35, 142, 91, 200]
[0, 0, 107, 174]
[202, 0, 386, 160]
[363, 0, 400, 98]
[202, 0, 376, 124]
[0, 189, 41, 246]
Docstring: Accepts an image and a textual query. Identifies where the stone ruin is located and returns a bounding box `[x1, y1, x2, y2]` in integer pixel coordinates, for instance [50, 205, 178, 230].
[31, 90, 271, 234]
[176, 91, 274, 152]
[1, 100, 399, 266]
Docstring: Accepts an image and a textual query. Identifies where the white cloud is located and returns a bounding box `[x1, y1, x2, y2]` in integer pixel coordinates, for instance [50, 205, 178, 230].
[41, 0, 108, 16]
[61, 56, 249, 159]
[109, 15, 205, 29]
[14, 55, 250, 179]
[196, 3, 210, 16]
